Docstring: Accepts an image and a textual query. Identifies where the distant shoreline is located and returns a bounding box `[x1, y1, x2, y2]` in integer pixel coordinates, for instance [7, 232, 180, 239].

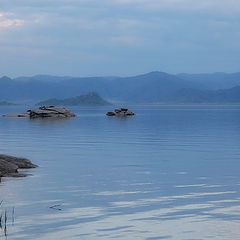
[1, 103, 240, 107]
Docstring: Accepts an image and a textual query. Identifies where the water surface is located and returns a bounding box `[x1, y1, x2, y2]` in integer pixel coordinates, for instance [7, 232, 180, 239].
[0, 105, 240, 239]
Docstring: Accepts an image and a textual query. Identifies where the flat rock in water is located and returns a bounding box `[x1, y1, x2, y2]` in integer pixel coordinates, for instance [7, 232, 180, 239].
[3, 106, 76, 119]
[0, 154, 37, 178]
[29, 106, 76, 118]
[0, 159, 18, 176]
[0, 154, 37, 168]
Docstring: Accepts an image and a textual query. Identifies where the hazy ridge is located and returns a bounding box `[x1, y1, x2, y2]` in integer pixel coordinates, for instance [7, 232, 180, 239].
[36, 92, 111, 106]
[1, 71, 240, 104]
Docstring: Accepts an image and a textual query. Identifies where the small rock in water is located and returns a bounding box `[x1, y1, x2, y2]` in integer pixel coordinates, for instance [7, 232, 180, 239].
[106, 108, 135, 117]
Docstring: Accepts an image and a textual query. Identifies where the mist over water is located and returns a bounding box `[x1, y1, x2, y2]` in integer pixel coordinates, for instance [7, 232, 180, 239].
[0, 105, 240, 239]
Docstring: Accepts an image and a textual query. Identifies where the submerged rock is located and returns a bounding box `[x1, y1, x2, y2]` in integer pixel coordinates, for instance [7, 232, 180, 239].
[3, 106, 76, 119]
[0, 154, 37, 178]
[3, 113, 29, 118]
[106, 108, 135, 117]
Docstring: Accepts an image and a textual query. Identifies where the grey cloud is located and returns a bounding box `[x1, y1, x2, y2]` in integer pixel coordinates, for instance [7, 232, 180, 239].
[0, 0, 240, 76]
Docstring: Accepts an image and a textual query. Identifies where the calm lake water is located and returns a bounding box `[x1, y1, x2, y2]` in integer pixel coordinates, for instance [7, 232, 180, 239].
[0, 105, 240, 240]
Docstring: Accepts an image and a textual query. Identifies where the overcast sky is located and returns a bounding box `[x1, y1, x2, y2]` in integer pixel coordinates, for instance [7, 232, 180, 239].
[0, 0, 240, 77]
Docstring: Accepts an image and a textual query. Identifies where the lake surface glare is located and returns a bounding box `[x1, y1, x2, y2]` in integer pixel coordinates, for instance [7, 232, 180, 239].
[0, 105, 240, 240]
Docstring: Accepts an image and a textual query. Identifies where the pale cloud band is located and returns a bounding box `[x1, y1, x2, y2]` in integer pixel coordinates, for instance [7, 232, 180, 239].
[2, 0, 240, 15]
[0, 0, 240, 76]
[111, 0, 240, 13]
[0, 11, 25, 29]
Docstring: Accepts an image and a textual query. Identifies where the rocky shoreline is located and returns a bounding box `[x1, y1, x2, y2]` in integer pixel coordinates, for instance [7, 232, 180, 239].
[0, 154, 37, 178]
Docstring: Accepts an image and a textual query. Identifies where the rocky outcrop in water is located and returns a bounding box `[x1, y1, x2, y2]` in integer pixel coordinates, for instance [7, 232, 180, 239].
[0, 154, 37, 178]
[106, 108, 135, 117]
[3, 106, 76, 119]
[29, 106, 76, 118]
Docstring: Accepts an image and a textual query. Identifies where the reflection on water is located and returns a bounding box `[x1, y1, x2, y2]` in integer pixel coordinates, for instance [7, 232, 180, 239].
[0, 105, 240, 239]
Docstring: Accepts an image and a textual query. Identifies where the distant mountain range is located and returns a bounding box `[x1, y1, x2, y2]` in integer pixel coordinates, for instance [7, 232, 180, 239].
[36, 92, 111, 106]
[170, 86, 240, 103]
[178, 72, 240, 90]
[1, 71, 240, 104]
